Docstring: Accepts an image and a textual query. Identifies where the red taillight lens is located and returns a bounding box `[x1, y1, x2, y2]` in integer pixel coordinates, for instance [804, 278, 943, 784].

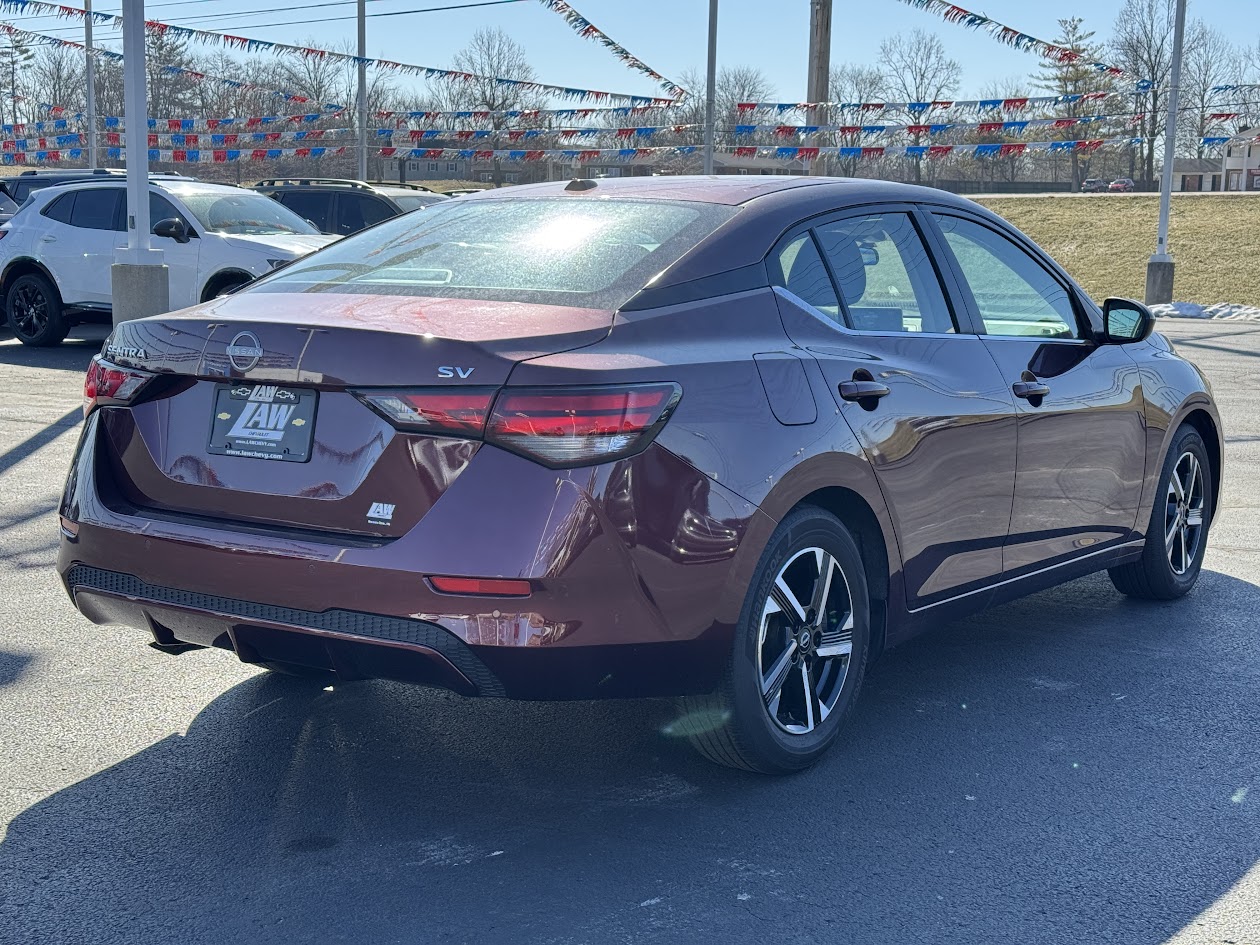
[485, 383, 681, 467]
[83, 356, 156, 417]
[353, 388, 497, 436]
[429, 576, 532, 597]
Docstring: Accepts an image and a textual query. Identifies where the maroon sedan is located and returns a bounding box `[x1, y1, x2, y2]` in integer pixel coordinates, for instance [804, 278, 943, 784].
[60, 177, 1221, 773]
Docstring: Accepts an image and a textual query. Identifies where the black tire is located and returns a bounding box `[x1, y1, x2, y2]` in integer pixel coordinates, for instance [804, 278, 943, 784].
[7, 272, 68, 347]
[201, 273, 251, 303]
[676, 506, 870, 774]
[1109, 425, 1213, 600]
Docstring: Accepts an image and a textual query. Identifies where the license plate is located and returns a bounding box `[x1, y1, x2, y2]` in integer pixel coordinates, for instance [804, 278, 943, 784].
[207, 384, 317, 463]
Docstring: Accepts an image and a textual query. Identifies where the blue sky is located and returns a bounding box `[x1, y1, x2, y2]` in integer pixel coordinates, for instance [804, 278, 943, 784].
[12, 0, 1260, 101]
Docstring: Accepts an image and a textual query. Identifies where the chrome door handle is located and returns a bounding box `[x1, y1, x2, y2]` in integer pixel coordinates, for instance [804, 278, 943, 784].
[839, 380, 891, 402]
[1012, 380, 1051, 400]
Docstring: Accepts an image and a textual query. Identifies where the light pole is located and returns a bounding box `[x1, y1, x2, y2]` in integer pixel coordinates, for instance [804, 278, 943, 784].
[702, 0, 717, 175]
[357, 0, 368, 181]
[112, 0, 169, 324]
[1146, 0, 1188, 305]
[86, 0, 98, 169]
[806, 0, 832, 175]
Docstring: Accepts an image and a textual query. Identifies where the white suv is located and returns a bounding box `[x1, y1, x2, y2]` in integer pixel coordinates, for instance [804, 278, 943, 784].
[0, 177, 339, 346]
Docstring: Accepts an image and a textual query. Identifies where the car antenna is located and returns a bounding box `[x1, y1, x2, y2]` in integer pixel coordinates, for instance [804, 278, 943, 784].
[565, 178, 598, 192]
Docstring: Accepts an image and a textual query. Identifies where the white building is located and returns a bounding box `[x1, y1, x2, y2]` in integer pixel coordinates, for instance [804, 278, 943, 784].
[1172, 129, 1260, 192]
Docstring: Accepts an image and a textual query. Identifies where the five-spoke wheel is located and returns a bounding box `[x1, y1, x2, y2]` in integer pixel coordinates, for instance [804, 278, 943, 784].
[1110, 424, 1213, 600]
[677, 506, 869, 773]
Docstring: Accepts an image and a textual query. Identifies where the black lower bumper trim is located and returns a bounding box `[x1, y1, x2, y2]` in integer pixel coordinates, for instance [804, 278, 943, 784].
[65, 565, 506, 697]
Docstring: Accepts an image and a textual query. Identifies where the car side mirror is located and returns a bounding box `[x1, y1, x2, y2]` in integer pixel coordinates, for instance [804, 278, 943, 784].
[152, 217, 190, 244]
[1102, 298, 1155, 344]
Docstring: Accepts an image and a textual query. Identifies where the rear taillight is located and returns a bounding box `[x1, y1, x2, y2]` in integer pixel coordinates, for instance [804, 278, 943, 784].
[353, 383, 681, 468]
[485, 384, 681, 467]
[353, 388, 497, 435]
[83, 356, 156, 417]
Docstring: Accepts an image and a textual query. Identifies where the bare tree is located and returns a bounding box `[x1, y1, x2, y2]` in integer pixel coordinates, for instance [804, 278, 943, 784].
[1111, 0, 1186, 187]
[878, 29, 961, 182]
[1179, 21, 1241, 158]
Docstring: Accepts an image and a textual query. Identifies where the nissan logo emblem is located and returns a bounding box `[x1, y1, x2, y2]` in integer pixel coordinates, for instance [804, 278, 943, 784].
[226, 330, 264, 372]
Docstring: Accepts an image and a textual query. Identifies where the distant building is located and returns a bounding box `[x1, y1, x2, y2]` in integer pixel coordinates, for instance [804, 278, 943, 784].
[1171, 130, 1260, 192]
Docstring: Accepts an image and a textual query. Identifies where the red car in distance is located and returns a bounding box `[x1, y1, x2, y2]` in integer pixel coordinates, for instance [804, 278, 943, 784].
[60, 176, 1220, 773]
[1109, 178, 1136, 192]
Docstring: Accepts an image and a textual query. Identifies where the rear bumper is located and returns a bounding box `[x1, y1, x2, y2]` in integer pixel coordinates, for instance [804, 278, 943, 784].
[58, 414, 769, 700]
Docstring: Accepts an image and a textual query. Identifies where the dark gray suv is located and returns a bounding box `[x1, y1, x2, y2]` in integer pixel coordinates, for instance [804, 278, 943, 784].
[253, 178, 448, 236]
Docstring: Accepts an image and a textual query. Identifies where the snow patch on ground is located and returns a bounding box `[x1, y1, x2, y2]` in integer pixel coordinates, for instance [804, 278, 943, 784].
[1150, 301, 1260, 321]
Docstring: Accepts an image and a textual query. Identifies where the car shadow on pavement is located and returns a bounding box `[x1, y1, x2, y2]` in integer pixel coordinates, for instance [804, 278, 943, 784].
[0, 569, 1257, 945]
[0, 325, 108, 372]
[0, 650, 31, 687]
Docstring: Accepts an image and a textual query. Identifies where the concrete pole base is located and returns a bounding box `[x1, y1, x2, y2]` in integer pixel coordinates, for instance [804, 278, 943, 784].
[110, 263, 171, 326]
[1145, 258, 1175, 306]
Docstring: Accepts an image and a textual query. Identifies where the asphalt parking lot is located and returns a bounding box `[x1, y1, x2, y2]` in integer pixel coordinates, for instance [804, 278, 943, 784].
[0, 319, 1257, 945]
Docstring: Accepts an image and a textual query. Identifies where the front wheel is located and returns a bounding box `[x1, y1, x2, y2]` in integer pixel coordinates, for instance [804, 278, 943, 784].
[677, 506, 870, 774]
[1109, 424, 1213, 600]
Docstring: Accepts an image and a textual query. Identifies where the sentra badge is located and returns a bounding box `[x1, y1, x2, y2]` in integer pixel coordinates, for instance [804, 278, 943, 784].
[226, 330, 264, 372]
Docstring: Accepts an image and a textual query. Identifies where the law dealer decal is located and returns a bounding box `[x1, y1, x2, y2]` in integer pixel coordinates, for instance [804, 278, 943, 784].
[207, 383, 318, 463]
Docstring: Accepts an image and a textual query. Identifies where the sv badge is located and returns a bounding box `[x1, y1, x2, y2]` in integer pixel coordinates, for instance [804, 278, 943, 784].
[437, 365, 475, 379]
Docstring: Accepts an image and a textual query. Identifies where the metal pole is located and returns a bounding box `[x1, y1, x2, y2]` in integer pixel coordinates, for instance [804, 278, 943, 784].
[85, 0, 97, 169]
[1145, 0, 1187, 303]
[122, 0, 149, 255]
[702, 0, 717, 175]
[806, 0, 832, 176]
[357, 0, 368, 181]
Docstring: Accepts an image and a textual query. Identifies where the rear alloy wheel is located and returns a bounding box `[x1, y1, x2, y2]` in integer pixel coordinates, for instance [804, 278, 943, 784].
[1109, 425, 1212, 600]
[677, 507, 869, 773]
[7, 272, 69, 347]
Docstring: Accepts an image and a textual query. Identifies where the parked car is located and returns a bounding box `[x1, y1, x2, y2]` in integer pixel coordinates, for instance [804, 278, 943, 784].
[1109, 178, 1136, 192]
[1080, 178, 1107, 193]
[253, 178, 449, 236]
[0, 168, 141, 225]
[61, 176, 1221, 774]
[0, 177, 338, 346]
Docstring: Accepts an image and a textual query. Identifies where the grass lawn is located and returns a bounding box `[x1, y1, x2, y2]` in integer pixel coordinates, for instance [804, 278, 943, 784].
[973, 194, 1260, 306]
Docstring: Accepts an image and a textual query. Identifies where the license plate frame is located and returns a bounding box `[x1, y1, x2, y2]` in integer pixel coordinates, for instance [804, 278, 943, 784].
[207, 383, 317, 463]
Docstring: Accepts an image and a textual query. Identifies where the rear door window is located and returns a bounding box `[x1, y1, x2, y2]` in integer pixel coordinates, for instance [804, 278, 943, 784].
[335, 194, 394, 234]
[68, 189, 123, 231]
[769, 233, 841, 323]
[275, 191, 332, 232]
[814, 212, 957, 333]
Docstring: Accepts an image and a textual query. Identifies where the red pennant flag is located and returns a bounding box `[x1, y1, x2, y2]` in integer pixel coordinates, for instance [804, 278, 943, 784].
[455, 130, 474, 141]
[185, 134, 198, 146]
[251, 149, 268, 161]
[166, 119, 180, 131]
[978, 123, 1003, 134]
[106, 132, 120, 146]
[734, 146, 757, 158]
[907, 125, 930, 135]
[1002, 98, 1029, 110]
[147, 134, 158, 147]
[775, 125, 797, 138]
[207, 119, 220, 130]
[1052, 119, 1076, 129]
[928, 145, 954, 159]
[861, 147, 884, 158]
[999, 143, 1026, 157]
[223, 133, 238, 145]
[508, 130, 526, 141]
[295, 148, 310, 158]
[525, 150, 545, 161]
[213, 150, 227, 163]
[172, 149, 187, 162]
[474, 150, 494, 160]
[799, 147, 819, 161]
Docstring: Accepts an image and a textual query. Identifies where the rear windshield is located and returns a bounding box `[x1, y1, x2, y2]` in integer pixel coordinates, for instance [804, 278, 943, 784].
[248, 196, 737, 309]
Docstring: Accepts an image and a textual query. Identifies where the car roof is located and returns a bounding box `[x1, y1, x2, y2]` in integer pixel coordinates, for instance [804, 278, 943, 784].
[456, 174, 981, 211]
[34, 179, 248, 197]
[463, 175, 982, 294]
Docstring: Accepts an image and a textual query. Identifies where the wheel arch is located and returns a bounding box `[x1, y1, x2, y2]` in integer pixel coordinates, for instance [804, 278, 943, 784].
[1180, 406, 1223, 523]
[199, 268, 255, 303]
[752, 452, 904, 659]
[1, 257, 59, 300]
